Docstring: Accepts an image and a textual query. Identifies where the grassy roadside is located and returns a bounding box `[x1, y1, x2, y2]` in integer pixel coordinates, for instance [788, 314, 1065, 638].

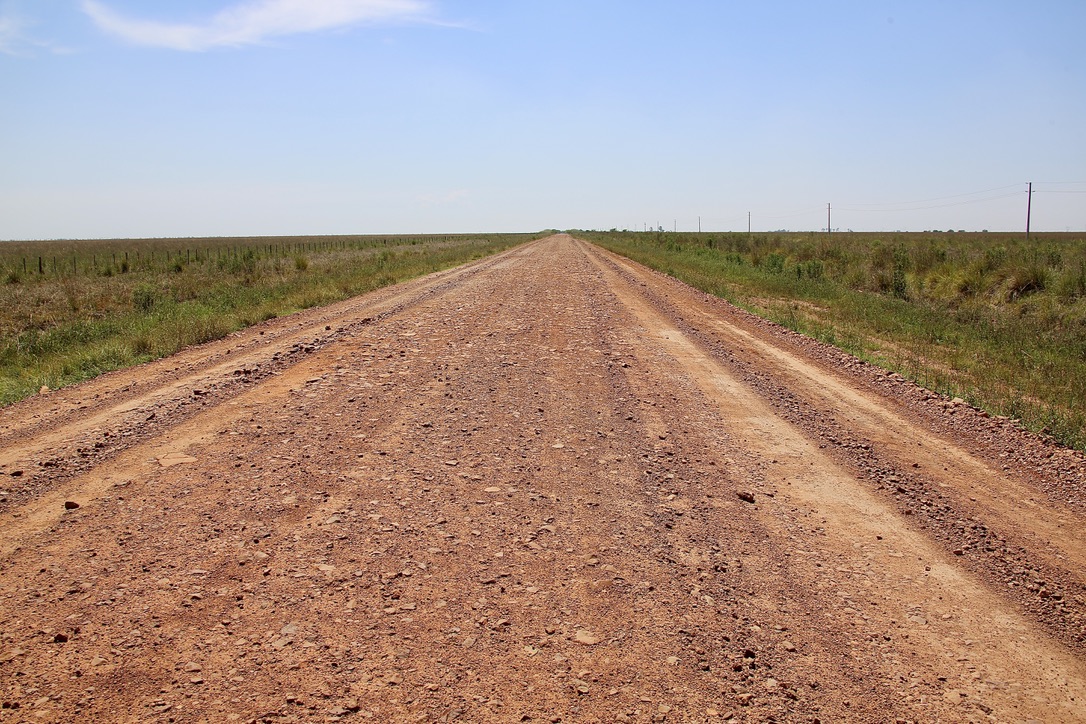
[0, 233, 542, 405]
[581, 230, 1086, 452]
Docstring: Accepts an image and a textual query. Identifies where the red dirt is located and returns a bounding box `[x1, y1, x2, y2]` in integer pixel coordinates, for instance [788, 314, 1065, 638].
[2, 234, 1085, 723]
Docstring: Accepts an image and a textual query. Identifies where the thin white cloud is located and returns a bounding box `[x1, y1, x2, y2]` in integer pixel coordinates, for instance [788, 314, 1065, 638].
[0, 13, 21, 55]
[81, 0, 435, 51]
[0, 5, 73, 56]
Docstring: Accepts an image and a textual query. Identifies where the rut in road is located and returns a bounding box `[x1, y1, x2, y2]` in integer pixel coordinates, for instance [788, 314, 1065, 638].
[1, 234, 1085, 723]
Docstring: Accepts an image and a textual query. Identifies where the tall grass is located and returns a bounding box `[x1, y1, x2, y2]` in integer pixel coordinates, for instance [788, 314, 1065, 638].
[0, 233, 541, 405]
[582, 230, 1086, 452]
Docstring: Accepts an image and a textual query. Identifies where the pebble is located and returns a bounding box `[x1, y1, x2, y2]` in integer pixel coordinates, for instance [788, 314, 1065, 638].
[573, 630, 602, 645]
[158, 452, 198, 467]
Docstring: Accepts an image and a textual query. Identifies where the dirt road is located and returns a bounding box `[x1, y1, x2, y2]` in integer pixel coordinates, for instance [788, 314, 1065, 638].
[2, 234, 1085, 723]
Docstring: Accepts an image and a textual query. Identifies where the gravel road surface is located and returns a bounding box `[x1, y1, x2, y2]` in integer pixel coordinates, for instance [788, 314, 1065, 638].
[2, 234, 1085, 722]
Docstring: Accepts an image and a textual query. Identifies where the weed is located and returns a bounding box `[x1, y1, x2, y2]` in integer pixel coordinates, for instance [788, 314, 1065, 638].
[132, 284, 157, 311]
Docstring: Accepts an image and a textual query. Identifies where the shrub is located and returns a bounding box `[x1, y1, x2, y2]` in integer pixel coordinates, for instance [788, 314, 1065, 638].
[763, 253, 785, 274]
[132, 284, 157, 311]
[294, 255, 309, 271]
[891, 247, 909, 300]
[801, 259, 825, 280]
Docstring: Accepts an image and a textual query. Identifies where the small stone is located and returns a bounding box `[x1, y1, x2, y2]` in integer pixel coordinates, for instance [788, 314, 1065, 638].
[782, 641, 796, 652]
[736, 491, 756, 504]
[39, 386, 50, 395]
[573, 630, 602, 645]
[63, 501, 80, 510]
[184, 662, 202, 672]
[158, 452, 197, 467]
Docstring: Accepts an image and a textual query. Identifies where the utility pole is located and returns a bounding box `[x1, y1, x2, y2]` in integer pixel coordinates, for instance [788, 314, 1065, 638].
[1026, 182, 1032, 240]
[698, 216, 701, 233]
[748, 212, 751, 234]
[673, 219, 676, 233]
[827, 203, 832, 234]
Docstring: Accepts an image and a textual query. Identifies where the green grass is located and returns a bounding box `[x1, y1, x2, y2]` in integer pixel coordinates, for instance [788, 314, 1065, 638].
[0, 233, 542, 405]
[581, 230, 1086, 452]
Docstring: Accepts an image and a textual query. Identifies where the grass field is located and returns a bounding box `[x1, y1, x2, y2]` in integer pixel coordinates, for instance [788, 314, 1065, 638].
[0, 233, 542, 406]
[583, 230, 1086, 452]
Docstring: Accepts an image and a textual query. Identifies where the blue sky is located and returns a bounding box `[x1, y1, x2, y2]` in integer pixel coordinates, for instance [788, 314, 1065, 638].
[2, 0, 1084, 239]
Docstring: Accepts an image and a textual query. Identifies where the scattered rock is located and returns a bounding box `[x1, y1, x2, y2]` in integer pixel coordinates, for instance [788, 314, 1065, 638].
[63, 501, 80, 510]
[736, 491, 756, 504]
